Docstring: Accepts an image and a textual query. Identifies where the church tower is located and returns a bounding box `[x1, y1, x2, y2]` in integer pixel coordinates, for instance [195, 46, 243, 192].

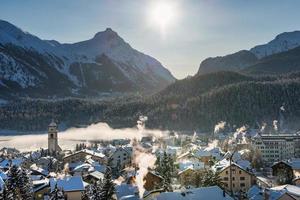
[48, 121, 61, 155]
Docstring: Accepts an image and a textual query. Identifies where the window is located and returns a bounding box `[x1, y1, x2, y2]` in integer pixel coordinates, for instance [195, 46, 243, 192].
[225, 171, 228, 174]
[240, 177, 245, 181]
[239, 170, 242, 174]
[224, 177, 228, 181]
[50, 134, 54, 138]
[233, 183, 235, 187]
[240, 183, 245, 187]
[232, 177, 235, 181]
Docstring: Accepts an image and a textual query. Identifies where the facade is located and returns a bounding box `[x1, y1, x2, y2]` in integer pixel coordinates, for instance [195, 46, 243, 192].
[272, 161, 294, 184]
[252, 134, 300, 164]
[143, 171, 163, 191]
[48, 121, 62, 154]
[109, 147, 132, 169]
[219, 163, 255, 193]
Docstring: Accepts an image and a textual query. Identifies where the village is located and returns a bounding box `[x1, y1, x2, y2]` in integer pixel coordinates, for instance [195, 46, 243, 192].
[0, 118, 300, 200]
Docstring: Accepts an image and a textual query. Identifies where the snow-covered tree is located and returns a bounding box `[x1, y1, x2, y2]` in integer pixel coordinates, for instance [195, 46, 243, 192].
[100, 168, 115, 200]
[0, 184, 14, 200]
[5, 164, 33, 199]
[201, 169, 223, 188]
[49, 184, 65, 200]
[156, 152, 173, 192]
[83, 181, 102, 200]
[19, 168, 34, 200]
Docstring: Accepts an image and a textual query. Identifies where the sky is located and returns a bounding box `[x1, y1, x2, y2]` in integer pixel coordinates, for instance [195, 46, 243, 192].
[1, 0, 300, 79]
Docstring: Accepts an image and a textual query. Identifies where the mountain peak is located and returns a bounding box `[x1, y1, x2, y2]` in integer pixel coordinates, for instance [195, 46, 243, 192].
[93, 28, 119, 40]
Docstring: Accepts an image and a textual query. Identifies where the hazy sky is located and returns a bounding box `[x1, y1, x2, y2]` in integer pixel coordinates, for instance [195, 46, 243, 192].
[1, 0, 300, 79]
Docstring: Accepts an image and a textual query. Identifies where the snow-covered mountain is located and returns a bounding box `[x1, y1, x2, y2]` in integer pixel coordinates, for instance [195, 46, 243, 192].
[250, 31, 300, 59]
[198, 30, 300, 75]
[0, 20, 175, 98]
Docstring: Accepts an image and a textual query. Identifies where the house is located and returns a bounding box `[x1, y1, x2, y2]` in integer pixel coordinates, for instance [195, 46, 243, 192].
[109, 147, 132, 170]
[63, 149, 107, 165]
[50, 176, 85, 200]
[83, 171, 104, 184]
[33, 179, 50, 200]
[272, 161, 294, 184]
[256, 176, 276, 189]
[193, 148, 212, 166]
[215, 161, 255, 194]
[144, 171, 164, 191]
[178, 160, 205, 186]
[145, 186, 233, 200]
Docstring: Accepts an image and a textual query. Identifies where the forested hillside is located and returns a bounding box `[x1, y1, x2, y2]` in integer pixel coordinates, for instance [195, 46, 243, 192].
[1, 71, 300, 133]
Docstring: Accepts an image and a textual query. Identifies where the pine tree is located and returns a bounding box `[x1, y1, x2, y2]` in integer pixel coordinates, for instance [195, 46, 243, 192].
[201, 169, 223, 187]
[0, 183, 14, 200]
[5, 165, 20, 198]
[100, 168, 115, 200]
[83, 181, 102, 200]
[49, 184, 65, 200]
[157, 152, 173, 192]
[19, 169, 34, 200]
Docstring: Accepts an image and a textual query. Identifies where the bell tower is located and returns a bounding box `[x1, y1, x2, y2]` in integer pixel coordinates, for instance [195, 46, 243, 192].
[48, 121, 59, 154]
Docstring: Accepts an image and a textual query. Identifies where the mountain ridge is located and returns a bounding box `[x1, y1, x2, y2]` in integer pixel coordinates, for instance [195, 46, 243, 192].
[0, 20, 175, 98]
[198, 30, 300, 75]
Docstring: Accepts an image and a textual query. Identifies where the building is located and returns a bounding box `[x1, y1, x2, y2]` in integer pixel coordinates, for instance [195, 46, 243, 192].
[217, 162, 255, 194]
[48, 121, 62, 155]
[109, 147, 132, 170]
[272, 161, 294, 184]
[50, 176, 85, 200]
[143, 171, 163, 191]
[63, 149, 107, 165]
[144, 186, 233, 200]
[272, 159, 300, 184]
[252, 134, 300, 165]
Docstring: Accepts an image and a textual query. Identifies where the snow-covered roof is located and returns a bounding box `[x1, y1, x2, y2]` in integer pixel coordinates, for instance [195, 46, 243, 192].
[88, 171, 104, 180]
[269, 184, 300, 198]
[155, 186, 233, 200]
[64, 149, 106, 160]
[193, 148, 211, 158]
[274, 158, 300, 170]
[30, 164, 49, 176]
[0, 170, 7, 180]
[247, 185, 263, 200]
[115, 183, 139, 200]
[0, 158, 23, 168]
[33, 178, 50, 193]
[213, 159, 252, 174]
[50, 176, 85, 192]
[178, 160, 205, 173]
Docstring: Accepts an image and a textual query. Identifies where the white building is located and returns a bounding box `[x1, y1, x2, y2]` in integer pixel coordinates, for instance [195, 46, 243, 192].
[252, 134, 300, 164]
[109, 147, 132, 169]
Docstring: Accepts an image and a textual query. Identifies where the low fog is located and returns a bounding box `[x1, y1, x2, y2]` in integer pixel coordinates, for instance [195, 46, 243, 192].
[0, 122, 169, 152]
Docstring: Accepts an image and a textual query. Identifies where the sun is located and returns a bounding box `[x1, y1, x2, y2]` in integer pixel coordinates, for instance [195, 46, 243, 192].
[148, 1, 178, 35]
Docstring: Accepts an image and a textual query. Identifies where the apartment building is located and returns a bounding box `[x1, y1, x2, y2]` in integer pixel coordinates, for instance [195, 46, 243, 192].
[252, 134, 300, 164]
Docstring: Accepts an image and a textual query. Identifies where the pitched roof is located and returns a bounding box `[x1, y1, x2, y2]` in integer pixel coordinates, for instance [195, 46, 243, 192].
[63, 149, 106, 159]
[50, 176, 85, 192]
[155, 186, 233, 200]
